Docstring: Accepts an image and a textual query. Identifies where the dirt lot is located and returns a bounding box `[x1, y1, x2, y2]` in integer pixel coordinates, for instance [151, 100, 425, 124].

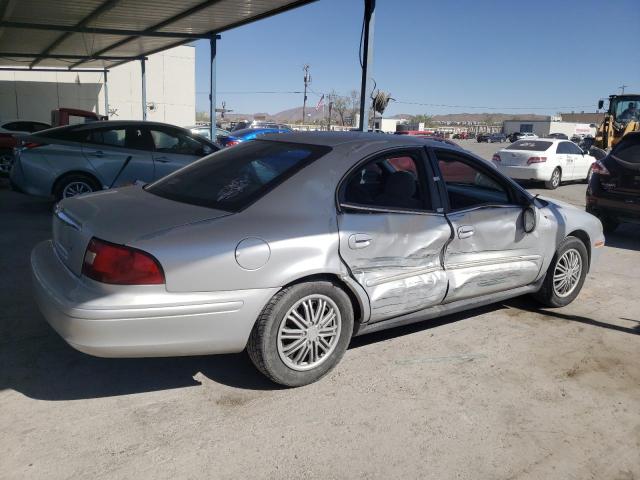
[1, 141, 639, 479]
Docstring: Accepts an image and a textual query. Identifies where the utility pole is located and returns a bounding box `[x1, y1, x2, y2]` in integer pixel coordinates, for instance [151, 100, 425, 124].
[302, 65, 311, 124]
[619, 84, 629, 94]
[327, 97, 333, 132]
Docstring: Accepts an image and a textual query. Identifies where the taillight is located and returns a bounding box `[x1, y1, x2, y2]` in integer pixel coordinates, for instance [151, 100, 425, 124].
[82, 238, 164, 285]
[492, 154, 501, 162]
[22, 142, 45, 149]
[527, 156, 547, 165]
[225, 140, 240, 147]
[591, 160, 610, 176]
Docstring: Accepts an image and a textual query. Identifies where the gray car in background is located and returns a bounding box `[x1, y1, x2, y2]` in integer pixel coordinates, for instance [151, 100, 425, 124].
[31, 132, 604, 386]
[10, 120, 218, 200]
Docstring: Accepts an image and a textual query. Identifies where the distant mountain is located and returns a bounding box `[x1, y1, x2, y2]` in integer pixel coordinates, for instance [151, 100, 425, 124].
[214, 108, 549, 124]
[390, 113, 550, 122]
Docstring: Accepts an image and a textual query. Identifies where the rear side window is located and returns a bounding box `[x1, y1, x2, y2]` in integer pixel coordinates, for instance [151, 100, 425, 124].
[146, 140, 330, 211]
[36, 125, 90, 142]
[342, 151, 430, 211]
[506, 140, 552, 151]
[612, 136, 640, 164]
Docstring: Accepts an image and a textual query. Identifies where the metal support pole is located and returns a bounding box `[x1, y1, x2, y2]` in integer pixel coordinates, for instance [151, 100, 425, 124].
[140, 58, 147, 120]
[358, 0, 375, 132]
[209, 35, 220, 141]
[103, 69, 109, 119]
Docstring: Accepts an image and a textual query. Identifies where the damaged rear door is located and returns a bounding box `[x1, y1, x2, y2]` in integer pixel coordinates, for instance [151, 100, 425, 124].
[337, 148, 451, 323]
[432, 147, 546, 302]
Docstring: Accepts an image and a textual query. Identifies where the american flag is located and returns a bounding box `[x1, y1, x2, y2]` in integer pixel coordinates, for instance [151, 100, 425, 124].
[315, 94, 324, 111]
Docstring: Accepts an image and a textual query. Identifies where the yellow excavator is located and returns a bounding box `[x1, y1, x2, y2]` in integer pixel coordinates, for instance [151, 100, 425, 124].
[594, 94, 640, 150]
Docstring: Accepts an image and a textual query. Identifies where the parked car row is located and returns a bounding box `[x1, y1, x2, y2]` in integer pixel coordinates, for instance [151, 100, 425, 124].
[30, 132, 604, 386]
[477, 133, 507, 143]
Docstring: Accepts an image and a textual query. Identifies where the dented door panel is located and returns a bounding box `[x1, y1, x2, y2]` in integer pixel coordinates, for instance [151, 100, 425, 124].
[338, 212, 451, 323]
[444, 206, 545, 302]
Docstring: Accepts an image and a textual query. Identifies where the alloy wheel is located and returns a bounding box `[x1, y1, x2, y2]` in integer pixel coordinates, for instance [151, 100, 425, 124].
[62, 181, 93, 198]
[277, 294, 342, 371]
[551, 169, 561, 188]
[552, 248, 582, 298]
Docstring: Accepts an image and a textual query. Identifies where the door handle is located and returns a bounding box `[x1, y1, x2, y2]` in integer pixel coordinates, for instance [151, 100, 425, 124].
[155, 156, 170, 163]
[457, 226, 475, 239]
[90, 150, 104, 157]
[348, 233, 373, 249]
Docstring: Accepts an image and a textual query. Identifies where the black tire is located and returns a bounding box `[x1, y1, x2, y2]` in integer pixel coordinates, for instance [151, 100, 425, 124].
[53, 173, 101, 201]
[532, 236, 588, 308]
[544, 167, 561, 189]
[247, 281, 354, 387]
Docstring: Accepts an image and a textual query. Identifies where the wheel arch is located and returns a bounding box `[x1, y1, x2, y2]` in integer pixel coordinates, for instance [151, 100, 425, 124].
[281, 273, 369, 333]
[567, 229, 591, 271]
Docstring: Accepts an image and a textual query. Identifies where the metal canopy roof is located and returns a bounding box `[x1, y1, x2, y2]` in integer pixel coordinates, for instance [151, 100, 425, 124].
[0, 0, 315, 70]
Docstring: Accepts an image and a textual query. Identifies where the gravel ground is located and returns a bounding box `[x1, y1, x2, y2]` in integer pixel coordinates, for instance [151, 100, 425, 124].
[1, 142, 639, 480]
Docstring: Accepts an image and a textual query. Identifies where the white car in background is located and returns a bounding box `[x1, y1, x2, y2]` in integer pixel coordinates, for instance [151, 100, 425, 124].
[492, 139, 596, 189]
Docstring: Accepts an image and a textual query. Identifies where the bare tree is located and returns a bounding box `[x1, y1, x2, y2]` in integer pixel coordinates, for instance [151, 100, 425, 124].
[329, 90, 349, 126]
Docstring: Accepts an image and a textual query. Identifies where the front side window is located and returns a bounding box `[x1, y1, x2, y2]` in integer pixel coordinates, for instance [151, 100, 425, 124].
[435, 149, 511, 210]
[150, 128, 206, 156]
[146, 140, 330, 211]
[342, 151, 430, 211]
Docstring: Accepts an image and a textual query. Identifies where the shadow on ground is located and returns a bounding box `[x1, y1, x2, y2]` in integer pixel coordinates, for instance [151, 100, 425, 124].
[1, 304, 502, 401]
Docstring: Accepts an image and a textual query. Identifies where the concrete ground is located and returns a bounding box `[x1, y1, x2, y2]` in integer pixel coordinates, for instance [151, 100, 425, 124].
[1, 141, 639, 479]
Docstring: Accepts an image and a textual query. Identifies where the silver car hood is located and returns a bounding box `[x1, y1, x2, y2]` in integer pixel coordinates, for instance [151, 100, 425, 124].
[54, 186, 230, 275]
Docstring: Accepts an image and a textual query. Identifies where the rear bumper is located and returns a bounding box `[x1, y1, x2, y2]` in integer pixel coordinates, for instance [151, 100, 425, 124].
[31, 240, 278, 357]
[494, 164, 552, 181]
[586, 192, 640, 223]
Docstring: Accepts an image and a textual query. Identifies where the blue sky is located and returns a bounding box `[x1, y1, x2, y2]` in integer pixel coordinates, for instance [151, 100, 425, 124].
[194, 0, 640, 116]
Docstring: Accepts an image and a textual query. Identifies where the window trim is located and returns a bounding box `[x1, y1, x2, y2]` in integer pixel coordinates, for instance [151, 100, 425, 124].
[336, 146, 440, 215]
[428, 147, 529, 214]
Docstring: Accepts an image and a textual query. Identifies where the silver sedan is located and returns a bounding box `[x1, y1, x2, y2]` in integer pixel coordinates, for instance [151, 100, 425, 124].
[31, 133, 605, 386]
[10, 120, 218, 201]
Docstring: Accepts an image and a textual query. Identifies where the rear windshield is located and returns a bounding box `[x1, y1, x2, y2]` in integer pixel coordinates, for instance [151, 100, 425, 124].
[146, 140, 331, 211]
[505, 140, 552, 151]
[612, 136, 640, 164]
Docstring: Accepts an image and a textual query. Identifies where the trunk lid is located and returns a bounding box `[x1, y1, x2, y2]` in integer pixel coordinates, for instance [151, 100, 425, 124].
[52, 185, 231, 275]
[497, 149, 537, 166]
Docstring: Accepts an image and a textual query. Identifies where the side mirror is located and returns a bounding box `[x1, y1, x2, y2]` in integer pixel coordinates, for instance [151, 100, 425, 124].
[597, 100, 604, 110]
[202, 145, 213, 155]
[523, 206, 537, 233]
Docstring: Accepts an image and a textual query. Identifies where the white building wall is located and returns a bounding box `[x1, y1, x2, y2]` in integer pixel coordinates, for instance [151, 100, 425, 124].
[0, 45, 195, 127]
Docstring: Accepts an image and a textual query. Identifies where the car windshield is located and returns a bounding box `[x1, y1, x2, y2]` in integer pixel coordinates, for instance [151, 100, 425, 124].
[146, 140, 331, 211]
[505, 140, 552, 151]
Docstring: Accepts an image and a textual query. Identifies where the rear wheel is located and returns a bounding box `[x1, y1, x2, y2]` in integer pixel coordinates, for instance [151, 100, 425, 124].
[247, 281, 354, 387]
[544, 167, 561, 189]
[533, 236, 588, 307]
[53, 173, 101, 201]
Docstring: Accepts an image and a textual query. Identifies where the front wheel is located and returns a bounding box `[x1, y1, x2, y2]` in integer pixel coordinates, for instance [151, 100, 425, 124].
[532, 236, 588, 307]
[247, 281, 354, 387]
[544, 167, 561, 189]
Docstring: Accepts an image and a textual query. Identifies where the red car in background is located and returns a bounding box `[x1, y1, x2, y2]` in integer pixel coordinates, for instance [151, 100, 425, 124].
[0, 120, 51, 175]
